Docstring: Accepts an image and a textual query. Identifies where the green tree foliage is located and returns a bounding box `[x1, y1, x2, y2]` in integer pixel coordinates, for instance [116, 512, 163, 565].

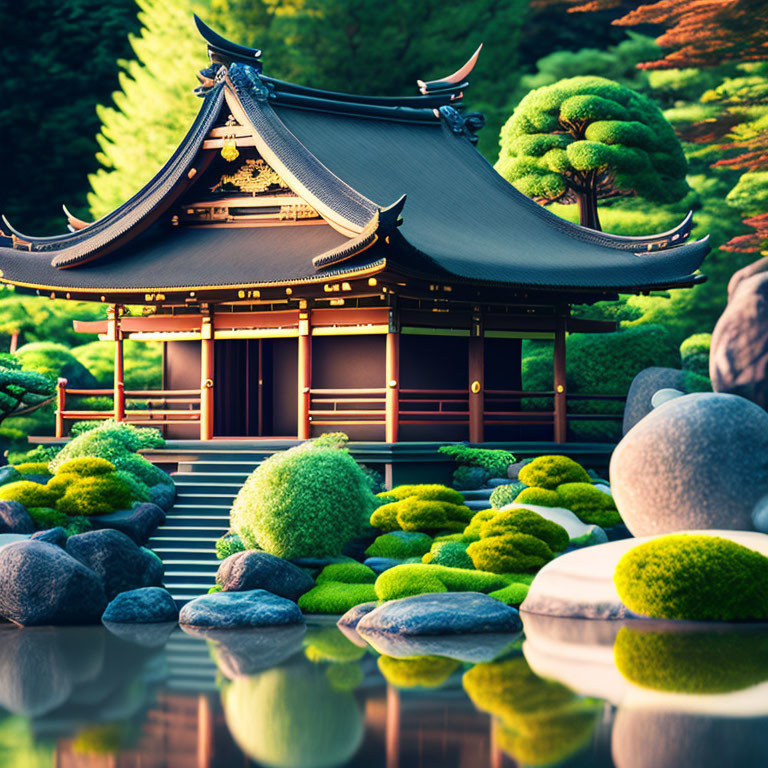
[496, 76, 689, 230]
[71, 340, 162, 389]
[15, 342, 98, 388]
[0, 354, 56, 427]
[0, 0, 139, 235]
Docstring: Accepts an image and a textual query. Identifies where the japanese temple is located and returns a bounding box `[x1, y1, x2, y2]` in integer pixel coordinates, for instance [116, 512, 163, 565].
[0, 16, 709, 445]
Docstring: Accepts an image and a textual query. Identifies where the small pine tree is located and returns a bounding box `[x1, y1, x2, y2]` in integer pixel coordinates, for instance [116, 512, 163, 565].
[87, 0, 208, 219]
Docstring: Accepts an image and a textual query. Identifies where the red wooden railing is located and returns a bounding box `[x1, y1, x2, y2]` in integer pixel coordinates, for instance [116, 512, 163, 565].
[55, 378, 201, 437]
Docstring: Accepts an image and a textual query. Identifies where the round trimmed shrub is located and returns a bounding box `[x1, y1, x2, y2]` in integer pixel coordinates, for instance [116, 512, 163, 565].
[463, 509, 496, 542]
[13, 462, 52, 477]
[518, 455, 591, 489]
[378, 655, 460, 689]
[0, 480, 57, 508]
[110, 452, 171, 487]
[374, 563, 507, 601]
[56, 474, 143, 517]
[422, 540, 474, 569]
[230, 444, 376, 558]
[614, 627, 768, 694]
[614, 534, 768, 621]
[216, 533, 246, 560]
[297, 582, 377, 614]
[490, 482, 527, 509]
[680, 332, 711, 378]
[438, 445, 516, 477]
[54, 457, 115, 477]
[371, 497, 473, 533]
[555, 483, 621, 526]
[452, 464, 490, 490]
[365, 531, 433, 559]
[513, 487, 560, 507]
[488, 582, 531, 606]
[467, 533, 554, 574]
[480, 509, 569, 553]
[379, 484, 465, 505]
[316, 561, 377, 585]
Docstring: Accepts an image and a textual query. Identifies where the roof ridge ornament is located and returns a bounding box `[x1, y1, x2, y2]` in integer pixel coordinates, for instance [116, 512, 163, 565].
[194, 15, 262, 67]
[417, 44, 483, 95]
[438, 106, 486, 145]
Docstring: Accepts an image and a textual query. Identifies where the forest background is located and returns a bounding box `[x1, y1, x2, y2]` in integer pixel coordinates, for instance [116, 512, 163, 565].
[0, 0, 765, 443]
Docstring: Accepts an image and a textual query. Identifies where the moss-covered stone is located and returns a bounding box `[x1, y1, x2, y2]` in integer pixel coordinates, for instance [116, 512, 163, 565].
[519, 455, 591, 489]
[480, 509, 569, 553]
[614, 534, 768, 621]
[462, 509, 496, 542]
[374, 563, 508, 601]
[422, 540, 474, 569]
[316, 561, 377, 584]
[378, 484, 465, 504]
[371, 496, 474, 533]
[467, 533, 554, 574]
[297, 581, 378, 614]
[364, 531, 433, 559]
[378, 655, 460, 688]
[555, 482, 622, 527]
[488, 582, 531, 606]
[514, 487, 561, 507]
[0, 480, 56, 508]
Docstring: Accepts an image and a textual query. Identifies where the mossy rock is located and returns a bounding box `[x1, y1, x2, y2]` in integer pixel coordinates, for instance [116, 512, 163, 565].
[374, 563, 508, 601]
[480, 509, 569, 553]
[365, 531, 433, 559]
[518, 455, 591, 489]
[379, 484, 465, 504]
[316, 561, 377, 585]
[463, 509, 496, 542]
[488, 582, 531, 606]
[422, 540, 474, 569]
[614, 534, 768, 621]
[54, 457, 115, 477]
[378, 655, 460, 689]
[0, 481, 57, 509]
[514, 487, 560, 507]
[555, 482, 621, 527]
[467, 533, 554, 574]
[297, 581, 378, 614]
[371, 497, 474, 533]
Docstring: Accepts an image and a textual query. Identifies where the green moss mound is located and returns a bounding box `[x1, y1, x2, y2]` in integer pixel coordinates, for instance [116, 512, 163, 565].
[230, 442, 376, 558]
[468, 533, 554, 574]
[371, 497, 473, 533]
[513, 487, 560, 507]
[481, 509, 569, 553]
[463, 509, 496, 542]
[555, 482, 621, 526]
[680, 332, 711, 378]
[518, 455, 591, 489]
[28, 507, 91, 536]
[304, 626, 366, 663]
[489, 582, 531, 606]
[614, 534, 768, 621]
[54, 457, 115, 477]
[13, 461, 52, 477]
[0, 480, 57, 508]
[365, 531, 433, 559]
[489, 482, 527, 510]
[438, 445, 516, 477]
[422, 540, 474, 569]
[215, 533, 246, 560]
[374, 563, 508, 601]
[56, 473, 147, 517]
[316, 561, 377, 585]
[221, 665, 363, 768]
[378, 655, 460, 689]
[614, 627, 768, 694]
[297, 582, 377, 614]
[379, 484, 465, 504]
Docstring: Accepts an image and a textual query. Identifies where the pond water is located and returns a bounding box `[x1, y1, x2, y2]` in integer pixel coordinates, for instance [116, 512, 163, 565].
[1, 617, 766, 768]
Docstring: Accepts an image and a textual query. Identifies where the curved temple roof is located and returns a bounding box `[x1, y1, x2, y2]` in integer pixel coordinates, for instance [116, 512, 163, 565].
[0, 18, 709, 301]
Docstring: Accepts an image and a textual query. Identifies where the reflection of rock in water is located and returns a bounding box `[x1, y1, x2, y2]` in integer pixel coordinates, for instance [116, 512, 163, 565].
[612, 711, 768, 768]
[102, 620, 176, 649]
[221, 658, 364, 768]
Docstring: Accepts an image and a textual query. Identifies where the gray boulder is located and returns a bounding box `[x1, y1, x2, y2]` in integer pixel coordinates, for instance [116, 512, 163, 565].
[363, 557, 401, 575]
[711, 260, 768, 410]
[66, 530, 164, 600]
[0, 540, 107, 626]
[623, 367, 689, 435]
[356, 592, 522, 644]
[0, 465, 21, 487]
[102, 587, 178, 624]
[0, 500, 33, 534]
[90, 503, 165, 545]
[149, 482, 175, 511]
[336, 602, 378, 647]
[179, 589, 304, 629]
[611, 392, 768, 535]
[216, 550, 314, 601]
[31, 527, 67, 547]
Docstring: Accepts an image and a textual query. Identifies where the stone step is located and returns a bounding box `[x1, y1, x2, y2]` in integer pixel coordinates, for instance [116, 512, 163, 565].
[171, 472, 252, 483]
[177, 460, 263, 474]
[163, 514, 230, 526]
[465, 499, 493, 511]
[152, 527, 228, 537]
[460, 488, 494, 500]
[174, 492, 237, 503]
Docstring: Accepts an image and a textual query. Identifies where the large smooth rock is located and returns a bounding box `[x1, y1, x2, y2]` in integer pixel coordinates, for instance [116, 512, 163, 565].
[31, 527, 67, 547]
[90, 503, 165, 545]
[179, 589, 305, 629]
[356, 592, 522, 645]
[149, 482, 175, 511]
[622, 367, 689, 435]
[611, 393, 768, 535]
[0, 500, 34, 534]
[337, 602, 378, 647]
[521, 530, 768, 620]
[102, 587, 178, 624]
[66, 530, 164, 600]
[711, 259, 768, 410]
[0, 540, 107, 626]
[216, 550, 314, 601]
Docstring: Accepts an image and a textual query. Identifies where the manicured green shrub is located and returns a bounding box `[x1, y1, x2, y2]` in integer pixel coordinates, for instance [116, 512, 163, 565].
[519, 455, 591, 489]
[56, 474, 144, 517]
[380, 484, 465, 504]
[489, 582, 531, 605]
[365, 531, 433, 559]
[28, 507, 91, 536]
[439, 445, 516, 477]
[371, 497, 473, 533]
[15, 341, 99, 389]
[489, 482, 527, 509]
[374, 563, 508, 601]
[555, 483, 621, 526]
[480, 509, 569, 553]
[316, 561, 377, 584]
[614, 627, 768, 694]
[11, 443, 62, 465]
[326, 662, 364, 691]
[72, 339, 162, 390]
[304, 626, 366, 663]
[378, 655, 460, 689]
[615, 535, 768, 621]
[54, 457, 115, 477]
[230, 443, 376, 558]
[109, 452, 171, 487]
[513, 487, 560, 507]
[452, 464, 490, 490]
[680, 332, 711, 378]
[297, 582, 377, 614]
[462, 509, 496, 542]
[216, 533, 246, 560]
[0, 480, 57, 508]
[467, 533, 554, 574]
[422, 540, 474, 569]
[13, 462, 52, 476]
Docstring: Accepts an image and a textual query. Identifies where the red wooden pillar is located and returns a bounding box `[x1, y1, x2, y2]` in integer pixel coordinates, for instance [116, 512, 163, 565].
[385, 329, 399, 444]
[553, 313, 567, 443]
[109, 306, 125, 422]
[9, 329, 18, 354]
[55, 378, 67, 438]
[468, 310, 484, 443]
[298, 305, 311, 440]
[200, 313, 214, 440]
